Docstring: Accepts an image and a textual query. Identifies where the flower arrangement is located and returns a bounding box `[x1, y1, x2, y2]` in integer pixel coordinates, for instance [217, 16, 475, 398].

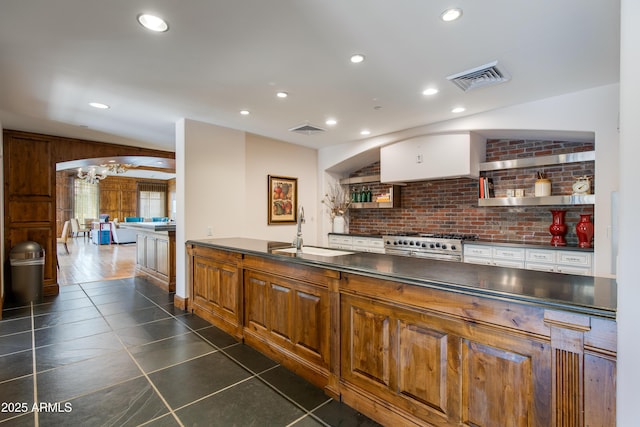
[321, 183, 351, 220]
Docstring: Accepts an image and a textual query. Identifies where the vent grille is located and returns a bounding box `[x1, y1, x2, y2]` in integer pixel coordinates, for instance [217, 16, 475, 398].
[447, 61, 511, 92]
[289, 123, 326, 135]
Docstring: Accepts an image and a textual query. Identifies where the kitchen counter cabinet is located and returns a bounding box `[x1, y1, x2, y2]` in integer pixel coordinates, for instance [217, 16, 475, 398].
[340, 290, 550, 426]
[128, 223, 176, 291]
[464, 242, 593, 275]
[188, 245, 243, 339]
[241, 255, 337, 392]
[186, 238, 616, 426]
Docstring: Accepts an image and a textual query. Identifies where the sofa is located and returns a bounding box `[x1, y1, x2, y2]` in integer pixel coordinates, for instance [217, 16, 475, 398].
[110, 222, 137, 244]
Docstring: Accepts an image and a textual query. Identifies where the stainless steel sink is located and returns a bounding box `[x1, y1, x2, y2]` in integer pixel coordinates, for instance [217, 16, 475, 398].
[273, 246, 354, 257]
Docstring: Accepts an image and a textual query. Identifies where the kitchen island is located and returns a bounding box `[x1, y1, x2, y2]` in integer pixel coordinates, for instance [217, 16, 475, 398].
[186, 238, 616, 426]
[121, 222, 176, 292]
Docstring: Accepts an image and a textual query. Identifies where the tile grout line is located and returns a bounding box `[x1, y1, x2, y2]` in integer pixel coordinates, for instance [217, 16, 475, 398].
[80, 282, 186, 427]
[30, 302, 39, 427]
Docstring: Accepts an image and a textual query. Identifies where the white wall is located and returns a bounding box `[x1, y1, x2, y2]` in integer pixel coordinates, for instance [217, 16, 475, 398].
[319, 84, 620, 277]
[175, 119, 318, 300]
[617, 0, 639, 424]
[244, 133, 318, 244]
[175, 119, 246, 298]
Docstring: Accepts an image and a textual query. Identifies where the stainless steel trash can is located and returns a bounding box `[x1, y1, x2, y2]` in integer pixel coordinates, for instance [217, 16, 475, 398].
[10, 241, 45, 304]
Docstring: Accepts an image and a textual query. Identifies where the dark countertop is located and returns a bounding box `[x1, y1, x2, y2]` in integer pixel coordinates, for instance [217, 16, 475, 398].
[187, 238, 616, 319]
[120, 222, 176, 232]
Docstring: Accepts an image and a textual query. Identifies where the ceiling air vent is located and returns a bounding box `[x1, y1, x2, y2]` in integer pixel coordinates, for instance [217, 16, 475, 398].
[446, 60, 511, 92]
[289, 123, 326, 135]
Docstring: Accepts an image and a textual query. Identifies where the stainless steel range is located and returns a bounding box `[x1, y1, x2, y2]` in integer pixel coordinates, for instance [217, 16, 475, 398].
[383, 233, 477, 261]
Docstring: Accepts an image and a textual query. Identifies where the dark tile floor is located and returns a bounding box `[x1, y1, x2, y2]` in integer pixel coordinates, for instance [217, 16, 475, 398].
[0, 277, 381, 426]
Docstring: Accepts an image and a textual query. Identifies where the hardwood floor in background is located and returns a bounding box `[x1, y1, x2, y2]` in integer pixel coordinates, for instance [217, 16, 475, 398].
[57, 236, 138, 285]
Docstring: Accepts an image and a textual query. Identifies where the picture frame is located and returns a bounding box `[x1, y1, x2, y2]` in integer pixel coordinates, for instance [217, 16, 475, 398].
[268, 175, 297, 224]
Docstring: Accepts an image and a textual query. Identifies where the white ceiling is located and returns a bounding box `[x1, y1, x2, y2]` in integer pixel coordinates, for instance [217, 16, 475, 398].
[0, 1, 620, 153]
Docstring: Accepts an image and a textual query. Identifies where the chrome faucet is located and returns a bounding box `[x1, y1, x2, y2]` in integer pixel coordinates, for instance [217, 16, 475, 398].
[293, 205, 305, 252]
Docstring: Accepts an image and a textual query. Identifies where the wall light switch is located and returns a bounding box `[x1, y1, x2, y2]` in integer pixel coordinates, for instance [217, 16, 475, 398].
[207, 226, 213, 236]
[416, 154, 423, 163]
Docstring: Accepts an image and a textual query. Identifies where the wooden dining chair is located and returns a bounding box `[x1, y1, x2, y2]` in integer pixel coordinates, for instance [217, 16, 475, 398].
[71, 218, 91, 240]
[57, 220, 70, 254]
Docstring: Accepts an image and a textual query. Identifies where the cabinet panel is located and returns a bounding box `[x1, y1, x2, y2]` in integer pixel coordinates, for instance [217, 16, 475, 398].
[245, 273, 268, 331]
[190, 249, 241, 337]
[269, 283, 293, 341]
[558, 251, 592, 266]
[397, 321, 448, 413]
[146, 237, 157, 270]
[244, 269, 330, 372]
[525, 262, 556, 273]
[493, 247, 525, 260]
[462, 340, 532, 427]
[349, 304, 390, 387]
[294, 289, 324, 357]
[136, 235, 146, 266]
[464, 244, 492, 258]
[526, 249, 556, 263]
[156, 239, 169, 276]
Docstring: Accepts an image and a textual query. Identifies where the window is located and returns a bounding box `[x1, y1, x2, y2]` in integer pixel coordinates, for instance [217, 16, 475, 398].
[74, 179, 99, 222]
[138, 182, 167, 219]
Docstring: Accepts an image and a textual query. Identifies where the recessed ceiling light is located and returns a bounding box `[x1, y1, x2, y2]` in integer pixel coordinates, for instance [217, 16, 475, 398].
[89, 102, 109, 109]
[108, 160, 116, 163]
[276, 91, 288, 98]
[451, 107, 466, 113]
[325, 119, 337, 126]
[422, 88, 439, 96]
[350, 54, 365, 64]
[240, 110, 250, 115]
[360, 129, 371, 136]
[137, 13, 169, 32]
[441, 8, 463, 22]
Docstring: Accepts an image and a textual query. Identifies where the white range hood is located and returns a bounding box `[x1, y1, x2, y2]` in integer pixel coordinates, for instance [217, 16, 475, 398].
[380, 132, 486, 183]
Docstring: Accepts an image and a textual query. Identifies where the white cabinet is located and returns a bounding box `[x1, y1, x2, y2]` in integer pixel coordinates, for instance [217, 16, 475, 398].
[464, 243, 593, 275]
[328, 234, 385, 254]
[556, 251, 593, 275]
[352, 236, 385, 253]
[492, 247, 525, 269]
[328, 234, 353, 250]
[380, 132, 485, 183]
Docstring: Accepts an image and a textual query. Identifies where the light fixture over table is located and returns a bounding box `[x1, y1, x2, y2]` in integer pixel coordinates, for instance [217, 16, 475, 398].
[77, 167, 108, 184]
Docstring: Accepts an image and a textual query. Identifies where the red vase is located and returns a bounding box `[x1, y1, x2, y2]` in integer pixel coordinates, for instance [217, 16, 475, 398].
[549, 209, 568, 246]
[576, 214, 594, 248]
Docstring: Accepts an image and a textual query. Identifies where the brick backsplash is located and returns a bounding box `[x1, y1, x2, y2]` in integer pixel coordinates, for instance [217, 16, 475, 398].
[347, 139, 595, 246]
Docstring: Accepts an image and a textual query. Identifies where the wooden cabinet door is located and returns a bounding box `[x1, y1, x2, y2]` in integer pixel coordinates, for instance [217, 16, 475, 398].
[341, 293, 550, 426]
[244, 270, 329, 369]
[192, 254, 240, 327]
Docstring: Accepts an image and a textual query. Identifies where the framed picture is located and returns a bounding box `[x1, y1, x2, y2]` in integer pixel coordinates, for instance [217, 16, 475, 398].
[268, 175, 297, 224]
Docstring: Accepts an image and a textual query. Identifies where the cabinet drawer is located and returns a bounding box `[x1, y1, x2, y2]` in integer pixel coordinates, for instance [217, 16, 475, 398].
[525, 262, 556, 273]
[493, 259, 525, 269]
[352, 237, 384, 248]
[526, 249, 556, 263]
[329, 235, 352, 246]
[464, 256, 493, 266]
[492, 247, 525, 260]
[556, 265, 592, 275]
[558, 251, 592, 267]
[464, 245, 492, 258]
